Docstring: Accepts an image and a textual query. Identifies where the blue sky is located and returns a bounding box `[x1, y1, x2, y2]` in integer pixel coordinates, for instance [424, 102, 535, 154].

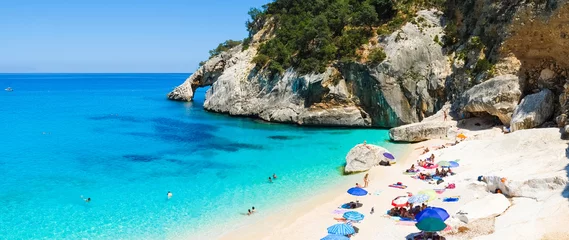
[0, 0, 271, 73]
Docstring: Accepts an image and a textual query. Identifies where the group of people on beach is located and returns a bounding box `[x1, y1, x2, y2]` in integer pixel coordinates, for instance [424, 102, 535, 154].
[388, 203, 428, 220]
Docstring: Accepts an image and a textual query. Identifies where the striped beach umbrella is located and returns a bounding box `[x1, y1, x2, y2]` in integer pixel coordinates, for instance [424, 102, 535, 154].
[327, 223, 355, 235]
[343, 211, 365, 221]
[408, 194, 430, 204]
[391, 196, 409, 207]
[321, 234, 350, 240]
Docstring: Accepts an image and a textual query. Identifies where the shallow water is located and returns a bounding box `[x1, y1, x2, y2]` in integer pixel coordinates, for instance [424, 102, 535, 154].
[0, 73, 405, 239]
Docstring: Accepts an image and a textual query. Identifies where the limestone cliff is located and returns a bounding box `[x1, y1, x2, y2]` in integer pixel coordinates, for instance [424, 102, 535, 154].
[169, 10, 449, 128]
[169, 1, 569, 130]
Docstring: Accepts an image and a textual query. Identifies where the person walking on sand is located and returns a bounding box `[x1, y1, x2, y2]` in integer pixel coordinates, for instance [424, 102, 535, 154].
[443, 110, 448, 121]
[167, 191, 173, 200]
[363, 173, 370, 188]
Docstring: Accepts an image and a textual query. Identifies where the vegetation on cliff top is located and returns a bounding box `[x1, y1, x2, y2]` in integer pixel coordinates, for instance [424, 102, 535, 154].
[246, 0, 445, 74]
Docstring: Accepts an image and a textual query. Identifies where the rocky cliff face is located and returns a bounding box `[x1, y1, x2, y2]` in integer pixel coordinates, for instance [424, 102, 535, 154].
[169, 10, 449, 128]
[170, 1, 569, 130]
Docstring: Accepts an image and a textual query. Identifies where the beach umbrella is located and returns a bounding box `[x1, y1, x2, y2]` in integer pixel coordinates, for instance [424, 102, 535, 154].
[437, 161, 451, 167]
[449, 161, 459, 168]
[343, 211, 365, 221]
[415, 217, 447, 232]
[383, 152, 395, 160]
[321, 234, 350, 240]
[416, 207, 450, 222]
[418, 189, 437, 202]
[408, 194, 430, 204]
[347, 187, 368, 196]
[391, 196, 409, 207]
[327, 223, 355, 235]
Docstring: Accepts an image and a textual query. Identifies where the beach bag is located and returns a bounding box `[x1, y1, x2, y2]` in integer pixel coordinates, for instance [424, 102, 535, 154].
[447, 183, 456, 189]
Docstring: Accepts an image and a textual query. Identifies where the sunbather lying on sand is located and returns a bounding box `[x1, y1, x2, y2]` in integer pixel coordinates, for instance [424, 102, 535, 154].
[406, 164, 418, 173]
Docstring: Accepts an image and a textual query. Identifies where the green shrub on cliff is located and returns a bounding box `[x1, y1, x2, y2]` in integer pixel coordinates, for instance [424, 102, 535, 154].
[368, 48, 387, 65]
[208, 40, 242, 58]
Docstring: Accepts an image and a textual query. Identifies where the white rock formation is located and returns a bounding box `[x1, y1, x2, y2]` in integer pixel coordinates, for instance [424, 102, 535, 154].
[510, 89, 555, 131]
[460, 74, 522, 124]
[455, 194, 511, 224]
[344, 144, 391, 173]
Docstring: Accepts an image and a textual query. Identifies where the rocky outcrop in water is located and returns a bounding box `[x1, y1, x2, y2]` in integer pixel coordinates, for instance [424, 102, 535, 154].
[344, 144, 391, 173]
[510, 89, 555, 131]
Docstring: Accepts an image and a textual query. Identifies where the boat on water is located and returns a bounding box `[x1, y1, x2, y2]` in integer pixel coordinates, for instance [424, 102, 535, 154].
[5, 87, 13, 92]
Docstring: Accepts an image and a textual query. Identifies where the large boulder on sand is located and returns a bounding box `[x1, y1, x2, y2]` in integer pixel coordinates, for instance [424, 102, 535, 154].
[455, 194, 511, 224]
[460, 75, 522, 124]
[510, 89, 554, 131]
[345, 144, 390, 173]
[389, 121, 452, 142]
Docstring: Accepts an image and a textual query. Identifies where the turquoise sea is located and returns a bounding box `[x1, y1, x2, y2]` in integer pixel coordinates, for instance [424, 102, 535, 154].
[0, 73, 405, 239]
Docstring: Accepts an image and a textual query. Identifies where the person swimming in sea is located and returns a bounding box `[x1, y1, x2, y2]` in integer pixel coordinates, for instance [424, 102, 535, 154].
[247, 209, 252, 216]
[80, 195, 91, 203]
[268, 177, 272, 183]
[273, 173, 277, 179]
[252, 206, 256, 213]
[167, 191, 173, 199]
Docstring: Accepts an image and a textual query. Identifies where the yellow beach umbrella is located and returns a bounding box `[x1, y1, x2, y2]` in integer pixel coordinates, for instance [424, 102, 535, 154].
[418, 189, 437, 202]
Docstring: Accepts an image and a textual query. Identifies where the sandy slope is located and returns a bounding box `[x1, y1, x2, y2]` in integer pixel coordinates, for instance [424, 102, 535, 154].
[219, 126, 569, 240]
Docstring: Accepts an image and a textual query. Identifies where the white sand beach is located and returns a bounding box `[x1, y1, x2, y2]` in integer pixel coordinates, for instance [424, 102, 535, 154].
[219, 120, 569, 240]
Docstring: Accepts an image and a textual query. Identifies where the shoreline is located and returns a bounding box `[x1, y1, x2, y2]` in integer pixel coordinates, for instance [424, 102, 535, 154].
[215, 122, 569, 239]
[215, 139, 429, 240]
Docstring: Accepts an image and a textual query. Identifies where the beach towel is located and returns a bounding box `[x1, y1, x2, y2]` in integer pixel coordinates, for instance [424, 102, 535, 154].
[434, 189, 446, 194]
[389, 184, 408, 189]
[332, 209, 350, 214]
[396, 221, 417, 226]
[442, 197, 460, 202]
[403, 171, 418, 175]
[424, 164, 438, 169]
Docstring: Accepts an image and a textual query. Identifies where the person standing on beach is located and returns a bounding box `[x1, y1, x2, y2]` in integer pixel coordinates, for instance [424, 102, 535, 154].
[167, 191, 173, 200]
[363, 173, 369, 188]
[443, 110, 448, 121]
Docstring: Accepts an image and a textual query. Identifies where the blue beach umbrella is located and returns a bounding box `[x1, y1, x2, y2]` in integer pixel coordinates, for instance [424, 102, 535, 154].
[416, 207, 450, 222]
[321, 234, 350, 240]
[383, 152, 395, 160]
[327, 223, 355, 235]
[347, 187, 368, 196]
[343, 211, 365, 221]
[448, 161, 459, 168]
[408, 194, 430, 204]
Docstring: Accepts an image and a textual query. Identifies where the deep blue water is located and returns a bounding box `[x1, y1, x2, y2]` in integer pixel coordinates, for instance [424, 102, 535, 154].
[0, 73, 403, 239]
